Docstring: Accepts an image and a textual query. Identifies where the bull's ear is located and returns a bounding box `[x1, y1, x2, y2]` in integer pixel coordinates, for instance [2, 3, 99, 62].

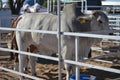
[97, 16, 103, 23]
[78, 18, 87, 24]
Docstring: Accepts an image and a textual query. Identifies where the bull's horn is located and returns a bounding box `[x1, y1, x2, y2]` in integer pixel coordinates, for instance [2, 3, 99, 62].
[97, 16, 101, 21]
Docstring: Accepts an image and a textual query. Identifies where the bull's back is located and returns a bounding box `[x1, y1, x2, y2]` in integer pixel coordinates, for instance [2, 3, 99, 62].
[16, 13, 59, 52]
[18, 13, 58, 30]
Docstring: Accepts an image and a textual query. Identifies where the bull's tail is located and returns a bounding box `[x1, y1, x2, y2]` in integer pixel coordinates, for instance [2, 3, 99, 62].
[10, 16, 22, 49]
[6, 16, 22, 48]
[6, 16, 22, 60]
[10, 16, 22, 36]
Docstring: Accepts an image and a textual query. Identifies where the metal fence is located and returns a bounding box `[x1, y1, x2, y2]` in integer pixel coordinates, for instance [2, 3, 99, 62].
[108, 15, 120, 30]
[0, 1, 120, 80]
[100, 15, 120, 52]
[0, 27, 120, 80]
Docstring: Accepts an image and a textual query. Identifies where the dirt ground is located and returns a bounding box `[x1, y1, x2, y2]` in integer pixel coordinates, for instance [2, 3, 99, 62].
[0, 50, 120, 80]
[0, 34, 120, 80]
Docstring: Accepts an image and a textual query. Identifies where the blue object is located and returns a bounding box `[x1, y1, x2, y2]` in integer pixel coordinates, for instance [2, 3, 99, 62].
[24, 0, 40, 6]
[0, 10, 11, 28]
[70, 74, 96, 80]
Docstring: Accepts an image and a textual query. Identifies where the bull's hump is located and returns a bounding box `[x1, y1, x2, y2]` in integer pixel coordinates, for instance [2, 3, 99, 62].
[23, 13, 55, 18]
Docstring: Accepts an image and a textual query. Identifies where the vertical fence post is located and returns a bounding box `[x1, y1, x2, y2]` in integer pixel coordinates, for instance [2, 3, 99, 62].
[53, 0, 55, 13]
[50, 0, 52, 12]
[0, 18, 2, 26]
[47, 0, 50, 13]
[57, 0, 62, 80]
[85, 0, 87, 13]
[34, 0, 36, 4]
[64, 0, 65, 7]
[81, 0, 84, 12]
[0, 18, 1, 47]
[75, 36, 80, 80]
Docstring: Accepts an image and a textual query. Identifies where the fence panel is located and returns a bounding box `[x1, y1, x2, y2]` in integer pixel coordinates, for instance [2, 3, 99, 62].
[0, 27, 120, 80]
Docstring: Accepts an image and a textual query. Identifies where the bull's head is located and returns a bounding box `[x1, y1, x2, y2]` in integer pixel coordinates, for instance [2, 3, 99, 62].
[76, 11, 109, 34]
[92, 11, 109, 31]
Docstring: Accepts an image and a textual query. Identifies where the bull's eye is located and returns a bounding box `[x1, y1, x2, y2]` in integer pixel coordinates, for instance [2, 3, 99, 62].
[98, 20, 103, 24]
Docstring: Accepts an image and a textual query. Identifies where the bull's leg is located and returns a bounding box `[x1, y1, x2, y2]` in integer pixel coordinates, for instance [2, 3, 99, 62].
[29, 56, 36, 76]
[14, 53, 19, 71]
[9, 43, 14, 60]
[64, 63, 72, 80]
[14, 62, 19, 71]
[62, 45, 73, 80]
[16, 31, 27, 80]
[19, 54, 27, 80]
[28, 45, 37, 76]
[9, 52, 14, 60]
[7, 40, 14, 60]
[23, 56, 29, 71]
[88, 48, 92, 58]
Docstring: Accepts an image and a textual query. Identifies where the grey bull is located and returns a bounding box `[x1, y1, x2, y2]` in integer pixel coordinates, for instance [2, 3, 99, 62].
[15, 3, 109, 80]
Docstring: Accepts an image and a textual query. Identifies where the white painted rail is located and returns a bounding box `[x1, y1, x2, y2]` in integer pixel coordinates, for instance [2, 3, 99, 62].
[0, 47, 120, 74]
[0, 27, 120, 80]
[0, 27, 119, 40]
[108, 15, 120, 28]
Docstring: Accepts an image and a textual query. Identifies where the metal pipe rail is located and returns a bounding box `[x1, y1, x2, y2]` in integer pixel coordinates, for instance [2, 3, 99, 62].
[101, 15, 120, 48]
[0, 47, 120, 74]
[108, 15, 120, 27]
[0, 66, 43, 80]
[0, 1, 120, 80]
[61, 0, 86, 3]
[0, 27, 120, 40]
[61, 0, 87, 13]
[0, 27, 120, 80]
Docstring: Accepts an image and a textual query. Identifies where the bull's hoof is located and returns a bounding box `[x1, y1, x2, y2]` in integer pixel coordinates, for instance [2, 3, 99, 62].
[34, 73, 36, 76]
[13, 67, 18, 71]
[32, 73, 36, 76]
[9, 56, 14, 61]
[24, 67, 28, 71]
[13, 63, 19, 71]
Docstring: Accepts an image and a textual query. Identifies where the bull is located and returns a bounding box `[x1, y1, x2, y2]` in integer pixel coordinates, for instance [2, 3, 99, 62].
[15, 3, 109, 80]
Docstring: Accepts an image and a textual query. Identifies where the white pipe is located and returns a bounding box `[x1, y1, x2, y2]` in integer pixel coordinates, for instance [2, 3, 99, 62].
[0, 27, 119, 40]
[34, 0, 36, 4]
[47, 0, 50, 13]
[81, 0, 83, 12]
[75, 37, 80, 80]
[0, 47, 120, 74]
[0, 27, 57, 35]
[64, 0, 66, 7]
[85, 0, 87, 13]
[50, 0, 51, 12]
[53, 0, 55, 13]
[57, 0, 62, 80]
[0, 48, 59, 61]
[0, 67, 43, 80]
[62, 32, 120, 40]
